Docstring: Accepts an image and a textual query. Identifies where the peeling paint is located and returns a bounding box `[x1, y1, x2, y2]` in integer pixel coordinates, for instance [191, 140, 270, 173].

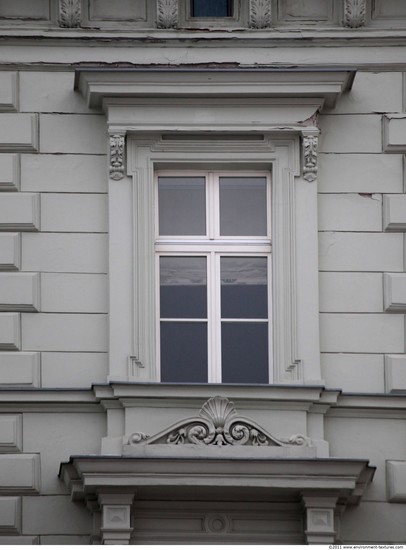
[358, 193, 381, 201]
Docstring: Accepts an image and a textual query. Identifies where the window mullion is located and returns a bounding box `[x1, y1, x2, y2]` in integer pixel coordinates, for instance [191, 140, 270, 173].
[211, 172, 220, 240]
[207, 251, 218, 383]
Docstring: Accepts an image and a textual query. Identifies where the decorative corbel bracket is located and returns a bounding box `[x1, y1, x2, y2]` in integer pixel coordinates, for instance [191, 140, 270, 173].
[344, 0, 366, 28]
[58, 0, 81, 28]
[109, 133, 126, 181]
[301, 130, 319, 182]
[249, 0, 272, 29]
[157, 0, 178, 29]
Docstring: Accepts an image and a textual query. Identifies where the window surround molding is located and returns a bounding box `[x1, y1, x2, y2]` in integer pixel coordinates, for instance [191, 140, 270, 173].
[75, 67, 354, 386]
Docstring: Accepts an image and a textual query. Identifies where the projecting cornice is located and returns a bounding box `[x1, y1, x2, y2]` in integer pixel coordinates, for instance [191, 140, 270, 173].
[60, 454, 374, 507]
[75, 67, 355, 112]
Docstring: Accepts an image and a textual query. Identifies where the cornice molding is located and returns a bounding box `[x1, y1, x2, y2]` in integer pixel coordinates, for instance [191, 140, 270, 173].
[60, 454, 375, 507]
[75, 68, 355, 112]
[0, 385, 404, 414]
[4, 28, 406, 45]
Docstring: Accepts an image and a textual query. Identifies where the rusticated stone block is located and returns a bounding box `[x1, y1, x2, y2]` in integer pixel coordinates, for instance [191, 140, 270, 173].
[0, 115, 38, 152]
[0, 234, 20, 271]
[0, 194, 40, 232]
[0, 455, 40, 494]
[0, 415, 22, 452]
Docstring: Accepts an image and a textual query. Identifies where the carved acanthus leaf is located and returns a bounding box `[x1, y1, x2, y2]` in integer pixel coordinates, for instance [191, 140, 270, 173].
[302, 134, 318, 182]
[128, 396, 313, 447]
[157, 0, 178, 29]
[128, 432, 150, 444]
[249, 0, 272, 29]
[59, 0, 81, 28]
[109, 134, 125, 181]
[279, 434, 312, 446]
[344, 0, 366, 28]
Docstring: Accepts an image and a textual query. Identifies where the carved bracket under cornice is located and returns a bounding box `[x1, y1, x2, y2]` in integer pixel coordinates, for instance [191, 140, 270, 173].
[344, 0, 366, 28]
[249, 0, 272, 29]
[301, 131, 319, 182]
[157, 0, 178, 28]
[58, 0, 81, 28]
[127, 396, 313, 447]
[109, 133, 125, 180]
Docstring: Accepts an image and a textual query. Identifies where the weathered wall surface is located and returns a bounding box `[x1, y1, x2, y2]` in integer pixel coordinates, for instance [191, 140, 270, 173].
[319, 71, 406, 393]
[0, 69, 108, 544]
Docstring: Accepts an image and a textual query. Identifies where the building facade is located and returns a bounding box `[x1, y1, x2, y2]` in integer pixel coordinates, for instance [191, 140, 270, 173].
[0, 0, 406, 544]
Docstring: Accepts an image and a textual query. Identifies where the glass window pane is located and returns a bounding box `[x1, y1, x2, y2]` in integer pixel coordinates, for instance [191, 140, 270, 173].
[160, 256, 207, 319]
[221, 322, 268, 384]
[161, 322, 208, 383]
[221, 257, 268, 319]
[191, 0, 231, 17]
[158, 176, 206, 236]
[219, 177, 267, 236]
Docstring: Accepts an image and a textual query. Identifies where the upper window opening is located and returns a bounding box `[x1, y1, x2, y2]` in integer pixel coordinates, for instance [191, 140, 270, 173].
[190, 0, 233, 18]
[156, 171, 272, 385]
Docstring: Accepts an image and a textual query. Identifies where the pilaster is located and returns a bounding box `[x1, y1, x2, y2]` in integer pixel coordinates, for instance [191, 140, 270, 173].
[302, 494, 338, 544]
[99, 493, 135, 545]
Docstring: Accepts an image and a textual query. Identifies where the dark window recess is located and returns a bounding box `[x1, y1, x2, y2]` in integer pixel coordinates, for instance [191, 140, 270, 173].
[191, 0, 233, 18]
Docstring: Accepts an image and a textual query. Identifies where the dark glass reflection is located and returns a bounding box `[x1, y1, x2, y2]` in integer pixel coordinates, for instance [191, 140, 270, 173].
[221, 257, 267, 319]
[221, 322, 268, 383]
[219, 177, 267, 236]
[161, 322, 208, 383]
[191, 0, 232, 17]
[160, 257, 207, 319]
[158, 176, 206, 236]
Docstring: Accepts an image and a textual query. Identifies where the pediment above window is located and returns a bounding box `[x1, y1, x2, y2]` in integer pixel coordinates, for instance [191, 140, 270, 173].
[75, 67, 355, 121]
[124, 395, 314, 455]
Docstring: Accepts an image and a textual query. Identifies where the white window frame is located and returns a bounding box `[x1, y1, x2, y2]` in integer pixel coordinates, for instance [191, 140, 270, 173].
[155, 169, 273, 383]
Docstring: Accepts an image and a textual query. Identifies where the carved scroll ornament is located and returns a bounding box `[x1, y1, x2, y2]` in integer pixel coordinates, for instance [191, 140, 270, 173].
[59, 0, 81, 28]
[302, 134, 318, 182]
[249, 0, 272, 29]
[109, 134, 125, 181]
[128, 396, 312, 447]
[157, 0, 178, 29]
[344, 0, 366, 28]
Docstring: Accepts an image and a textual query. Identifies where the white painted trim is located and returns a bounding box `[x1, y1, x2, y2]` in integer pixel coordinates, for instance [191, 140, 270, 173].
[120, 134, 317, 384]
